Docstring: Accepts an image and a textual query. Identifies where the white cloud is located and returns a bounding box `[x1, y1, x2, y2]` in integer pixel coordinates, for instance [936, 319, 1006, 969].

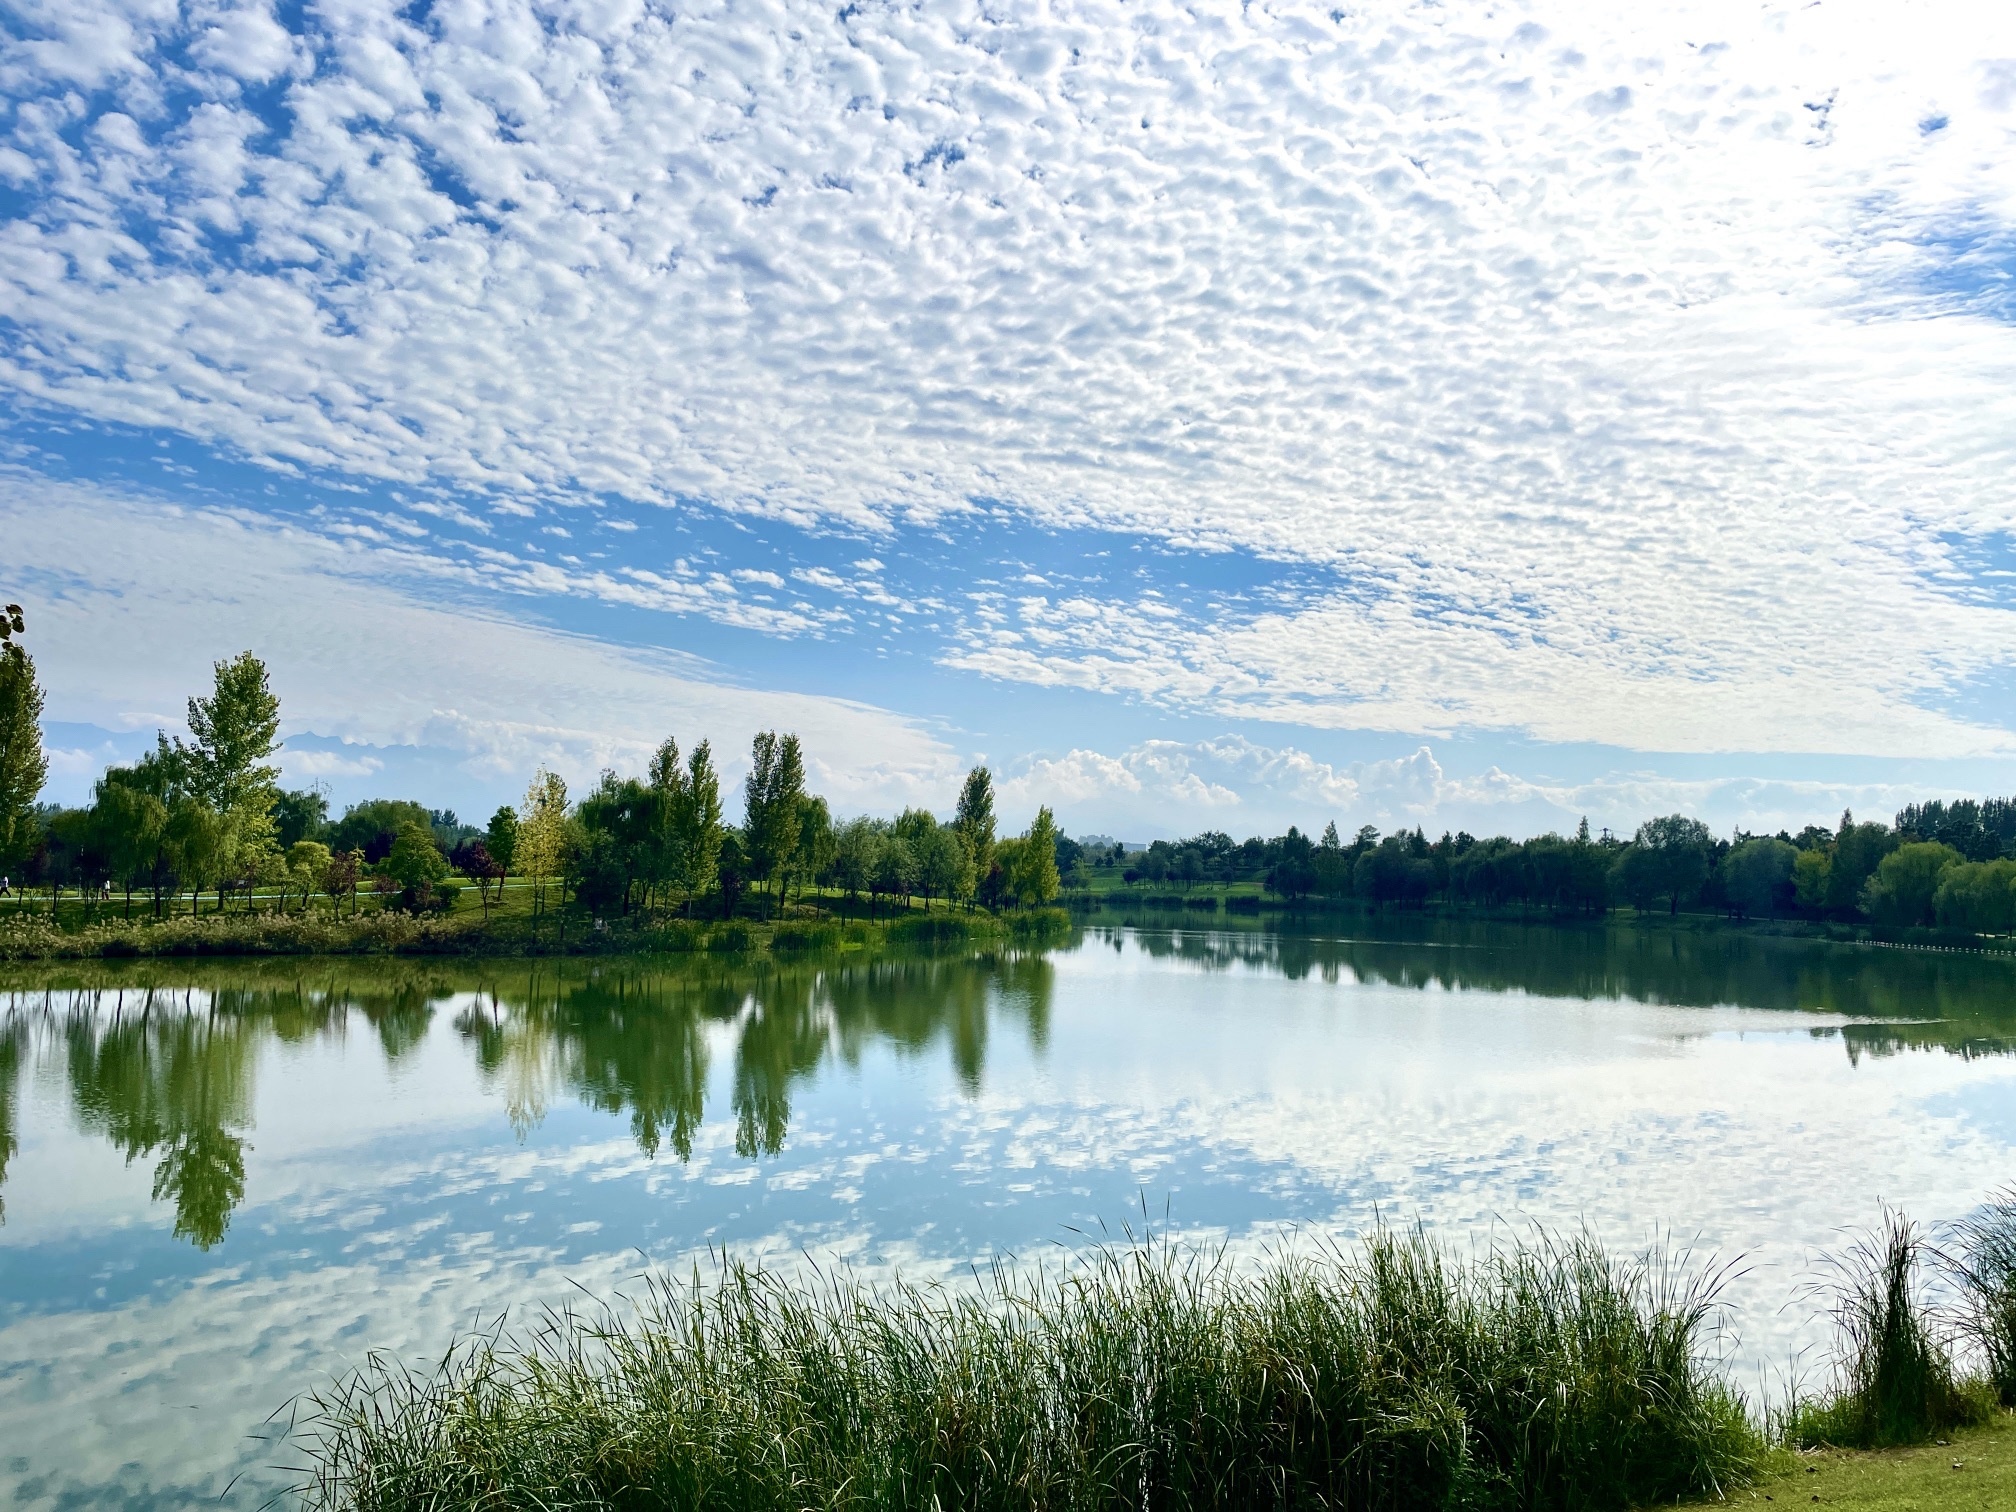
[2, 2, 2016, 751]
[996, 733, 1979, 840]
[2, 476, 960, 808]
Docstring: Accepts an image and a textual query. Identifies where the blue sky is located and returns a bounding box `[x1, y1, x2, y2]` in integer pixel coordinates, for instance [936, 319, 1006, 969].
[5, 0, 2016, 841]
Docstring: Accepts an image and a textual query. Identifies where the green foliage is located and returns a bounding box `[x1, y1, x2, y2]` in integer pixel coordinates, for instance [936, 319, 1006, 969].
[953, 765, 996, 884]
[1954, 1188, 2016, 1408]
[0, 632, 47, 867]
[1933, 859, 2016, 935]
[1827, 815, 1900, 915]
[1781, 1210, 1989, 1449]
[285, 840, 332, 912]
[1794, 845, 1833, 910]
[1013, 805, 1062, 907]
[330, 800, 434, 864]
[742, 731, 806, 910]
[1621, 814, 1716, 915]
[273, 788, 330, 848]
[1861, 842, 1962, 929]
[297, 1227, 1759, 1512]
[178, 651, 281, 813]
[484, 806, 518, 873]
[1721, 837, 1798, 919]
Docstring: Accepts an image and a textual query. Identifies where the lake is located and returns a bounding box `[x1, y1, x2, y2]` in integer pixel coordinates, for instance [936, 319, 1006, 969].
[3, 920, 2015, 1509]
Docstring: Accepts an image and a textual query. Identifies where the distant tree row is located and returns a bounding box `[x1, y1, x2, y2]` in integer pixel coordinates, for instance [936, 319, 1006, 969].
[0, 623, 2010, 936]
[1096, 807, 2016, 932]
[0, 638, 1062, 923]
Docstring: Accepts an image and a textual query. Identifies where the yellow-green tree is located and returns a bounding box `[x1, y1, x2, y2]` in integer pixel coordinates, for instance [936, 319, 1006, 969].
[1012, 806, 1062, 907]
[517, 769, 570, 917]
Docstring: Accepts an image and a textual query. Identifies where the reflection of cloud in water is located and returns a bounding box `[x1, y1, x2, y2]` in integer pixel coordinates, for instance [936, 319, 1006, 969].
[3, 929, 2016, 1508]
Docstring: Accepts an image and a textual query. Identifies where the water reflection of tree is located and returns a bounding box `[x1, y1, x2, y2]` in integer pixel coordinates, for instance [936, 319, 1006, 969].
[64, 997, 259, 1248]
[1121, 922, 2016, 1046]
[0, 1018, 23, 1223]
[10, 927, 2004, 1246]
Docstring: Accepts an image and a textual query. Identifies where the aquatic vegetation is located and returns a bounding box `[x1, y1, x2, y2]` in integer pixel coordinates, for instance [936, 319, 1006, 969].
[296, 1228, 1759, 1512]
[1954, 1187, 2016, 1407]
[1781, 1209, 1993, 1448]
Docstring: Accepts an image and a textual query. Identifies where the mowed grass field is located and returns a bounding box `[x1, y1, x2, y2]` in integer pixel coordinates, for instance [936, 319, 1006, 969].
[1699, 1412, 2016, 1511]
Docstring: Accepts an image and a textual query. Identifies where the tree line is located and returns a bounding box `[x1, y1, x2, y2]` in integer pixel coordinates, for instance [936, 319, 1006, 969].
[0, 621, 2011, 936]
[1106, 807, 2016, 932]
[0, 637, 1063, 923]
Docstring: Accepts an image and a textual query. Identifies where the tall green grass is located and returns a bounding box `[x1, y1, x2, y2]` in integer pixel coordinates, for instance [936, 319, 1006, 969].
[1955, 1187, 2016, 1408]
[296, 1229, 1758, 1512]
[1780, 1209, 1994, 1448]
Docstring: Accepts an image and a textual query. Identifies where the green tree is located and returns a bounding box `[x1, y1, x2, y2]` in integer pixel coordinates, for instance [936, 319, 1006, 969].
[911, 819, 965, 912]
[0, 604, 46, 870]
[831, 816, 879, 907]
[272, 788, 329, 848]
[953, 766, 996, 904]
[1933, 858, 2016, 935]
[329, 799, 434, 864]
[385, 821, 449, 902]
[1627, 814, 1714, 915]
[516, 769, 570, 917]
[669, 740, 723, 915]
[179, 652, 281, 812]
[1825, 812, 1898, 915]
[485, 805, 519, 886]
[91, 773, 168, 918]
[795, 794, 835, 905]
[1792, 845, 1832, 911]
[163, 800, 225, 915]
[1012, 806, 1062, 907]
[575, 771, 655, 914]
[1863, 841, 1961, 929]
[1720, 837, 1797, 920]
[743, 731, 805, 917]
[285, 840, 332, 913]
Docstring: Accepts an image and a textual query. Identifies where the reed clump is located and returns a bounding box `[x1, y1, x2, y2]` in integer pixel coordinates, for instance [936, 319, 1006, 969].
[1780, 1209, 1995, 1448]
[297, 1229, 1758, 1512]
[1954, 1187, 2016, 1408]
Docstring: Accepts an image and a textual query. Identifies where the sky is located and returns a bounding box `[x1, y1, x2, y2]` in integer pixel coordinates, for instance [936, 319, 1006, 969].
[4, 0, 2016, 842]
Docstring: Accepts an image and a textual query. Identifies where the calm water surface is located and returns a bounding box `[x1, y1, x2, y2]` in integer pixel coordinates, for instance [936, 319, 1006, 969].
[3, 922, 2016, 1508]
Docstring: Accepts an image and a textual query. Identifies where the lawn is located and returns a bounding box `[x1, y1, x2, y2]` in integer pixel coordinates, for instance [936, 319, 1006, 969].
[1698, 1412, 2016, 1511]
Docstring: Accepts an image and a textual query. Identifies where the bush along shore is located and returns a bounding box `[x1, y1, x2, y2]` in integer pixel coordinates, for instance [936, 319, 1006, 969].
[0, 902, 1073, 962]
[294, 1194, 2016, 1512]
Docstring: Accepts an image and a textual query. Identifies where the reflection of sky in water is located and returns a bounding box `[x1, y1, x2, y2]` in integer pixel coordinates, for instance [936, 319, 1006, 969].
[3, 930, 2016, 1509]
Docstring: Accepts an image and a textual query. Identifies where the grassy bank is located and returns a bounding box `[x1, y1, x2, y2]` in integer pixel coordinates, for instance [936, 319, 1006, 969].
[298, 1230, 1758, 1512]
[0, 901, 1072, 961]
[1709, 1414, 2016, 1510]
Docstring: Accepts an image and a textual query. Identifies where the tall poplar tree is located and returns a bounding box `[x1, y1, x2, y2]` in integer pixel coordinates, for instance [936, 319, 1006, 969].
[0, 604, 47, 871]
[953, 765, 996, 906]
[672, 740, 723, 914]
[743, 731, 805, 916]
[176, 652, 283, 910]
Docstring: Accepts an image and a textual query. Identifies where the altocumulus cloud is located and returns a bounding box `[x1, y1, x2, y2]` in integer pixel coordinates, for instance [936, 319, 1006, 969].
[3, 0, 2016, 760]
[4, 478, 963, 808]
